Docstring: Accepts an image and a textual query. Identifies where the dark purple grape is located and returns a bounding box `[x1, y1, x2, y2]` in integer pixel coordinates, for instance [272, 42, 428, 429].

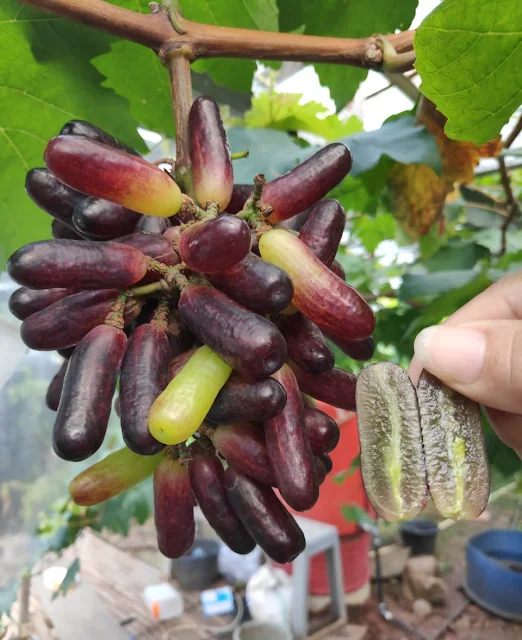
[304, 407, 340, 455]
[264, 364, 318, 511]
[60, 120, 141, 156]
[25, 168, 85, 228]
[73, 197, 140, 239]
[179, 215, 251, 274]
[330, 260, 345, 280]
[178, 285, 286, 379]
[278, 208, 312, 232]
[134, 215, 171, 235]
[315, 456, 327, 485]
[20, 290, 140, 351]
[299, 199, 345, 266]
[208, 253, 294, 314]
[165, 308, 194, 357]
[224, 467, 305, 563]
[120, 324, 169, 455]
[225, 184, 253, 214]
[51, 219, 86, 240]
[9, 287, 70, 320]
[46, 359, 68, 411]
[169, 347, 198, 379]
[154, 455, 195, 558]
[189, 96, 233, 210]
[290, 361, 356, 411]
[207, 374, 286, 424]
[189, 453, 255, 554]
[278, 313, 334, 374]
[53, 325, 127, 461]
[262, 144, 352, 222]
[57, 346, 76, 359]
[211, 422, 275, 486]
[8, 240, 149, 290]
[319, 453, 333, 474]
[113, 232, 179, 285]
[328, 335, 375, 361]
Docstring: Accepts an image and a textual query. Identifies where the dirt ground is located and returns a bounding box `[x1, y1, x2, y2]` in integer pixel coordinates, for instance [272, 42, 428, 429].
[348, 491, 522, 640]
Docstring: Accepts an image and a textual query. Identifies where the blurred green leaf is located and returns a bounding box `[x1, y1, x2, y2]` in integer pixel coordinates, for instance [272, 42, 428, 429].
[423, 241, 489, 272]
[341, 504, 374, 528]
[52, 558, 80, 600]
[353, 213, 396, 253]
[334, 455, 360, 485]
[400, 268, 481, 299]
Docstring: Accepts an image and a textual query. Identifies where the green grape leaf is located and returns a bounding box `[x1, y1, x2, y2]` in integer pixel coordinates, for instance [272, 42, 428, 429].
[353, 213, 396, 253]
[278, 0, 418, 110]
[423, 240, 489, 272]
[415, 0, 522, 145]
[0, 1, 144, 264]
[334, 455, 361, 485]
[341, 504, 374, 528]
[180, 0, 278, 93]
[400, 268, 481, 299]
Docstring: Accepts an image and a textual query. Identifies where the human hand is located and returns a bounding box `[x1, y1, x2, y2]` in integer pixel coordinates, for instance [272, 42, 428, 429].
[409, 271, 522, 458]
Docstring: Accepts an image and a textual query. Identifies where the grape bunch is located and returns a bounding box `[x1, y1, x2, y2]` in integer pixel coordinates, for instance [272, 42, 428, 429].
[7, 95, 489, 562]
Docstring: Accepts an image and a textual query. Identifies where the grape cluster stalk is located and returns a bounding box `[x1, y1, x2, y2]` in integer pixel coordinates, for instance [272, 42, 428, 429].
[8, 95, 488, 562]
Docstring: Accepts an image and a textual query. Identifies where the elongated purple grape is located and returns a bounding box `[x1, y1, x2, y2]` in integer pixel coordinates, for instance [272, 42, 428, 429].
[57, 346, 76, 359]
[163, 226, 182, 252]
[46, 359, 68, 411]
[304, 407, 340, 455]
[169, 347, 198, 379]
[120, 324, 169, 455]
[113, 232, 178, 265]
[134, 215, 171, 234]
[53, 325, 127, 461]
[328, 335, 375, 361]
[261, 144, 352, 222]
[51, 219, 86, 240]
[25, 168, 85, 228]
[154, 455, 195, 558]
[60, 120, 141, 156]
[225, 184, 253, 214]
[207, 374, 286, 424]
[319, 453, 333, 473]
[178, 285, 286, 379]
[189, 453, 256, 554]
[45, 136, 181, 217]
[330, 260, 345, 280]
[299, 199, 345, 266]
[165, 308, 194, 357]
[315, 457, 327, 484]
[9, 287, 70, 320]
[290, 360, 357, 411]
[264, 364, 318, 511]
[211, 422, 276, 486]
[189, 96, 233, 210]
[73, 197, 140, 239]
[208, 253, 294, 314]
[278, 313, 334, 374]
[179, 215, 251, 274]
[278, 208, 312, 232]
[8, 240, 149, 290]
[224, 467, 305, 563]
[20, 290, 140, 351]
[259, 230, 374, 341]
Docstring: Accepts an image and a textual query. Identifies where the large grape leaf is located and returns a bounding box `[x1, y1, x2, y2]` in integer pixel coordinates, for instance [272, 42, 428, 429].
[415, 0, 522, 144]
[278, 0, 418, 110]
[180, 0, 279, 93]
[0, 1, 144, 265]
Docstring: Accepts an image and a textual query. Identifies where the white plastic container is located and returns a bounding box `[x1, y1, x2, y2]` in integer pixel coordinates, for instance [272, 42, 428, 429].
[142, 583, 184, 621]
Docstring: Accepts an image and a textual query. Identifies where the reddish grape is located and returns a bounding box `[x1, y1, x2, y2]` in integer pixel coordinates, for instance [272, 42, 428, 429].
[179, 215, 251, 274]
[46, 359, 68, 411]
[290, 360, 357, 411]
[189, 96, 233, 210]
[264, 364, 318, 511]
[278, 313, 334, 374]
[189, 453, 256, 554]
[154, 455, 195, 558]
[9, 287, 70, 320]
[168, 347, 198, 379]
[225, 184, 253, 214]
[120, 324, 169, 455]
[45, 135, 181, 217]
[178, 285, 286, 379]
[60, 120, 141, 156]
[207, 374, 286, 424]
[298, 199, 345, 266]
[224, 467, 305, 563]
[211, 422, 276, 486]
[330, 259, 345, 280]
[328, 335, 375, 361]
[8, 240, 149, 290]
[53, 325, 127, 461]
[73, 197, 140, 239]
[259, 229, 375, 341]
[304, 407, 340, 455]
[261, 144, 352, 222]
[208, 253, 294, 314]
[278, 208, 312, 232]
[25, 168, 85, 228]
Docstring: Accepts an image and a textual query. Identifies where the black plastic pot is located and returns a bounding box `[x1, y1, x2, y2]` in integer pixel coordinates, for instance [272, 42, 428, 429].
[171, 538, 220, 591]
[399, 519, 438, 556]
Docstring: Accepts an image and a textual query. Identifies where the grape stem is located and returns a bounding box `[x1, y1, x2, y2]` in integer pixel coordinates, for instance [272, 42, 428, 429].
[20, 0, 415, 70]
[105, 293, 127, 329]
[151, 297, 171, 331]
[231, 150, 249, 160]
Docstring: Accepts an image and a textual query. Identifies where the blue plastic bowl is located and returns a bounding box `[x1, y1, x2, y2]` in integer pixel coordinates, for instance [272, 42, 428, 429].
[464, 529, 522, 621]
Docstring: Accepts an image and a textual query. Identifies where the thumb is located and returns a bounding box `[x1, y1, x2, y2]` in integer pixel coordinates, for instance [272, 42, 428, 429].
[413, 320, 522, 415]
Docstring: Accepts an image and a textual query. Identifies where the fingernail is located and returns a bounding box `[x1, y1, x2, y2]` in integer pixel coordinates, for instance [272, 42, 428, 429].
[414, 326, 486, 384]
